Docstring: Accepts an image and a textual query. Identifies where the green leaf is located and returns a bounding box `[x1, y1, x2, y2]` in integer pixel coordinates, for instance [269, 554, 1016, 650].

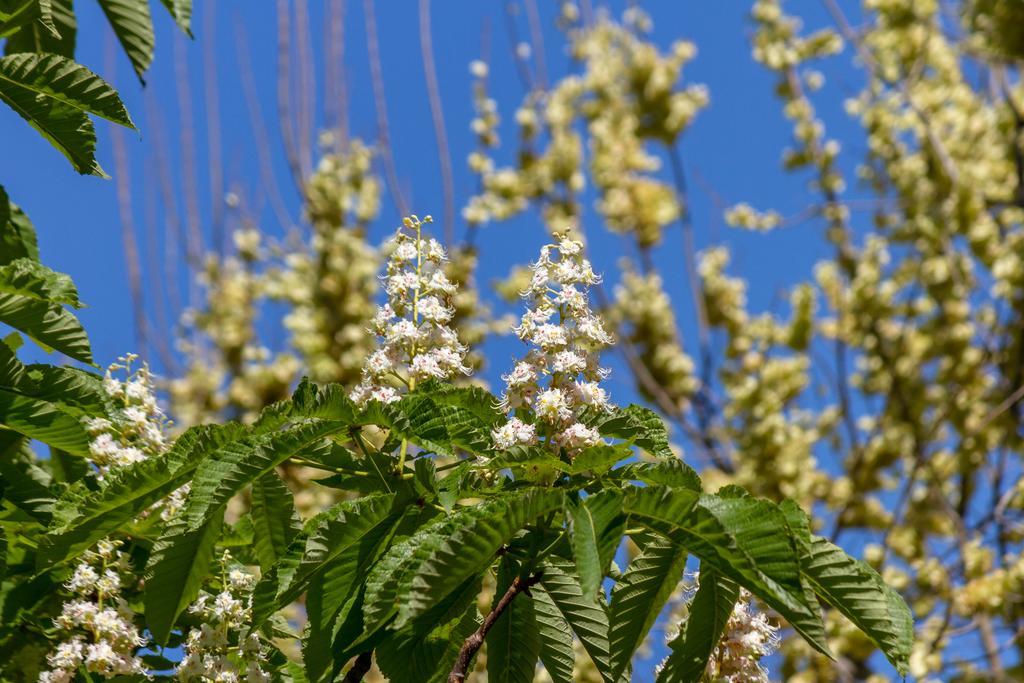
[250, 471, 301, 571]
[0, 186, 39, 265]
[0, 386, 90, 454]
[158, 0, 191, 35]
[0, 0, 59, 41]
[97, 0, 154, 81]
[608, 534, 688, 679]
[487, 558, 541, 683]
[569, 444, 634, 475]
[144, 509, 224, 644]
[0, 258, 80, 307]
[593, 404, 674, 458]
[657, 569, 739, 683]
[3, 0, 74, 57]
[801, 534, 913, 674]
[0, 429, 54, 523]
[623, 486, 830, 658]
[613, 459, 701, 492]
[0, 53, 133, 176]
[40, 422, 248, 568]
[251, 492, 397, 627]
[570, 489, 625, 598]
[180, 420, 342, 533]
[0, 258, 90, 362]
[538, 556, 617, 683]
[376, 576, 482, 683]
[532, 584, 576, 683]
[395, 488, 565, 628]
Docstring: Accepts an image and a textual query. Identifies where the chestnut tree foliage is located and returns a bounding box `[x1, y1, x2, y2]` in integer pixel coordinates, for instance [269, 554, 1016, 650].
[8, 0, 1024, 680]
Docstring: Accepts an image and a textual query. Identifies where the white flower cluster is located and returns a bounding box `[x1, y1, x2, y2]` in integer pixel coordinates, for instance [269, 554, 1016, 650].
[85, 354, 189, 521]
[670, 586, 780, 683]
[492, 235, 614, 453]
[351, 216, 471, 405]
[85, 354, 168, 474]
[178, 564, 270, 683]
[39, 540, 147, 683]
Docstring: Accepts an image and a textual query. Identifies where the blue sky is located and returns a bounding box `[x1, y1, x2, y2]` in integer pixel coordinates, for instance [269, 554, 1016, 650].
[0, 0, 866, 382]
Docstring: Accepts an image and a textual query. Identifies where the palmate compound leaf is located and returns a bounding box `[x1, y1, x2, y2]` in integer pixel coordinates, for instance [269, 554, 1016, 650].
[622, 486, 831, 659]
[607, 533, 689, 680]
[145, 420, 347, 643]
[178, 420, 344, 532]
[251, 492, 399, 627]
[0, 257, 91, 362]
[0, 53, 133, 176]
[778, 500, 913, 674]
[591, 404, 675, 459]
[0, 386, 90, 456]
[393, 487, 566, 629]
[143, 508, 224, 645]
[96, 0, 154, 82]
[39, 421, 249, 568]
[656, 568, 739, 683]
[375, 576, 482, 683]
[0, 185, 39, 264]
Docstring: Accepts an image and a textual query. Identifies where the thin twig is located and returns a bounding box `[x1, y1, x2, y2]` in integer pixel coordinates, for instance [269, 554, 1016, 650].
[364, 0, 409, 217]
[448, 572, 544, 682]
[234, 20, 296, 232]
[326, 0, 348, 144]
[295, 0, 316, 176]
[108, 44, 147, 359]
[276, 0, 304, 191]
[523, 0, 548, 89]
[173, 32, 204, 271]
[419, 0, 455, 244]
[203, 1, 225, 254]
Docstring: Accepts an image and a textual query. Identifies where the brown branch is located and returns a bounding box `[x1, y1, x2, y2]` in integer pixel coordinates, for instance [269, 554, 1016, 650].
[142, 170, 181, 373]
[202, 1, 225, 254]
[295, 0, 316, 176]
[364, 0, 409, 217]
[108, 54, 147, 359]
[173, 32, 204, 270]
[419, 0, 455, 244]
[341, 651, 373, 683]
[276, 0, 304, 191]
[143, 92, 185, 321]
[523, 0, 548, 89]
[325, 0, 349, 144]
[234, 20, 296, 232]
[448, 572, 543, 683]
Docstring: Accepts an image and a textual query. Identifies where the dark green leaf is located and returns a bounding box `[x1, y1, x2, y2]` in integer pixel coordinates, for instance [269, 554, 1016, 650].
[97, 0, 154, 81]
[0, 53, 133, 175]
[657, 569, 739, 683]
[801, 534, 913, 674]
[487, 558, 541, 683]
[250, 471, 300, 571]
[532, 584, 576, 683]
[608, 534, 688, 679]
[570, 489, 624, 598]
[623, 486, 830, 658]
[144, 509, 224, 644]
